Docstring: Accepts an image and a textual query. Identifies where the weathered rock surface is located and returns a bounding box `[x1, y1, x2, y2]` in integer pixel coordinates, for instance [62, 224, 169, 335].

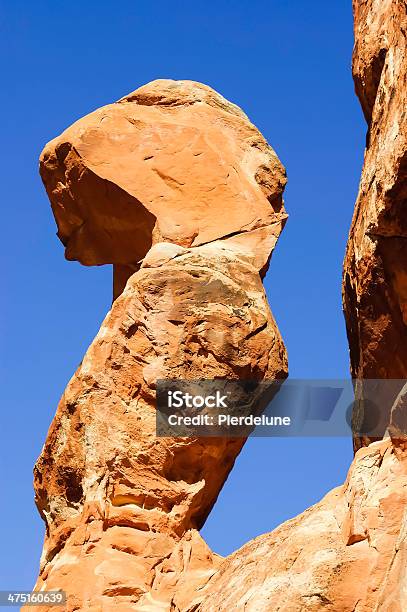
[40, 79, 287, 298]
[194, 439, 407, 611]
[32, 0, 407, 605]
[32, 81, 287, 610]
[343, 0, 407, 447]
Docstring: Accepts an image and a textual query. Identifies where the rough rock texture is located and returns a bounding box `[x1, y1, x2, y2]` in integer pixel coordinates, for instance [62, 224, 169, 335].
[343, 0, 407, 447]
[194, 439, 407, 611]
[201, 3, 407, 609]
[40, 79, 287, 299]
[31, 0, 407, 606]
[32, 81, 288, 610]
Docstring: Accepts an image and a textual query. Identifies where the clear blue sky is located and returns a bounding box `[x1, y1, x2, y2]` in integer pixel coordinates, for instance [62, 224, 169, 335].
[0, 0, 365, 592]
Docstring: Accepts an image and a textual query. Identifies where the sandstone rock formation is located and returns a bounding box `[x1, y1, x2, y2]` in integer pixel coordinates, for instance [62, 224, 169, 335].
[31, 0, 407, 608]
[194, 439, 407, 611]
[32, 80, 288, 610]
[40, 79, 287, 299]
[343, 0, 407, 447]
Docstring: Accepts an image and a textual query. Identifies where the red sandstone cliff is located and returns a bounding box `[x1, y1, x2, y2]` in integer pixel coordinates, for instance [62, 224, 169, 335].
[343, 0, 407, 448]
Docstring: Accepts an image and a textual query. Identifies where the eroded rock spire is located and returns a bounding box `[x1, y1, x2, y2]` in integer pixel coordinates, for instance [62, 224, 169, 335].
[33, 80, 288, 609]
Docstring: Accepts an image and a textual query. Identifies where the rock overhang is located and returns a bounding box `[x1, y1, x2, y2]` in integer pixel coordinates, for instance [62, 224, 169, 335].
[39, 79, 287, 273]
